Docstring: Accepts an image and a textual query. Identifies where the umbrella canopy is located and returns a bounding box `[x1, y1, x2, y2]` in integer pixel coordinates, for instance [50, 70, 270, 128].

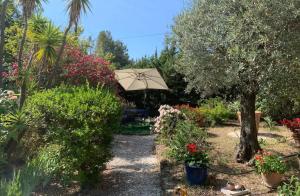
[115, 68, 168, 91]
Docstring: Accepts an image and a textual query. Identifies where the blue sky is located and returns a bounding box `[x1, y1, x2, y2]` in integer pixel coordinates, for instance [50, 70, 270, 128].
[42, 0, 185, 59]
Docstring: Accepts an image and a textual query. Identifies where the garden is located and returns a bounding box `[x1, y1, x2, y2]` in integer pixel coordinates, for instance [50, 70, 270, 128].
[0, 0, 300, 196]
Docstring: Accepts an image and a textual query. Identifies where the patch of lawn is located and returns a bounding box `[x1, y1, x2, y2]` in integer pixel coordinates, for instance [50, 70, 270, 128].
[117, 122, 152, 135]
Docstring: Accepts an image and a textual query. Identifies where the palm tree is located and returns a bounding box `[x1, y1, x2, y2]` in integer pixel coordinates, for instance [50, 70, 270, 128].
[0, 0, 10, 89]
[51, 0, 91, 86]
[17, 0, 46, 109]
[32, 21, 62, 86]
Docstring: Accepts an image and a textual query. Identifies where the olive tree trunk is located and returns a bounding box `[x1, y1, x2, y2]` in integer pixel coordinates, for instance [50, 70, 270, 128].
[236, 92, 261, 163]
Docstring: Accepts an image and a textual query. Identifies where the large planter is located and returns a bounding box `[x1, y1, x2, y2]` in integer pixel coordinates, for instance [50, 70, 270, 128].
[185, 163, 207, 186]
[237, 111, 262, 132]
[261, 172, 283, 188]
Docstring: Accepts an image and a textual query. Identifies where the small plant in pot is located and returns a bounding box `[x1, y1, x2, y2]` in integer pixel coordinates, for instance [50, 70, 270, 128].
[184, 143, 209, 186]
[254, 151, 287, 188]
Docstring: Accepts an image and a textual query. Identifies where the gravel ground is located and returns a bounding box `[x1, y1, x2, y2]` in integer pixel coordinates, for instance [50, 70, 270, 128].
[97, 135, 162, 196]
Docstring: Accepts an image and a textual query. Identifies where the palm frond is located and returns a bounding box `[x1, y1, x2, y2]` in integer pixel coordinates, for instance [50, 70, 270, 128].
[66, 0, 91, 26]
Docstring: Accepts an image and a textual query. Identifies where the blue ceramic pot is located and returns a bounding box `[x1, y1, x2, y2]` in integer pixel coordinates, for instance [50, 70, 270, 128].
[185, 163, 208, 185]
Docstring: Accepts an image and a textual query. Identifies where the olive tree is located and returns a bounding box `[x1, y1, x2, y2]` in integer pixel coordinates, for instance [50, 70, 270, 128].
[173, 0, 300, 162]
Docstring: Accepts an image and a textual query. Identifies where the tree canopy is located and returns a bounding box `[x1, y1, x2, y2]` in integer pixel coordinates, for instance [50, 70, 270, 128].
[174, 0, 300, 96]
[173, 0, 300, 162]
[95, 31, 131, 68]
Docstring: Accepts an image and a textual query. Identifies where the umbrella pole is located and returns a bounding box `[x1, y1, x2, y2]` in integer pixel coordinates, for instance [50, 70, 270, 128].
[144, 90, 147, 109]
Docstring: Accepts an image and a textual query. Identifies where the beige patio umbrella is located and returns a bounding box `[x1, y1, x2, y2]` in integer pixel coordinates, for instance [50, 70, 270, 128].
[114, 68, 168, 91]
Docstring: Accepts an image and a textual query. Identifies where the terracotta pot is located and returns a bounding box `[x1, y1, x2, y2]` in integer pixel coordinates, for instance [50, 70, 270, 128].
[237, 111, 262, 132]
[261, 172, 283, 188]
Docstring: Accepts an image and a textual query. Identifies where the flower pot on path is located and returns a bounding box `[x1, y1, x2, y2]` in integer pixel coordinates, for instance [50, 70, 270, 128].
[237, 111, 262, 132]
[261, 172, 283, 188]
[185, 163, 207, 186]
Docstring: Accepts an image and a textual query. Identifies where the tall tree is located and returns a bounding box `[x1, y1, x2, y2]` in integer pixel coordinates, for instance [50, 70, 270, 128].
[0, 0, 9, 89]
[95, 30, 130, 68]
[52, 0, 91, 85]
[173, 0, 300, 162]
[17, 0, 46, 108]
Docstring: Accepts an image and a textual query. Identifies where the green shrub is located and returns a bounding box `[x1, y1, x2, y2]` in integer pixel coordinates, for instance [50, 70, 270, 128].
[175, 104, 205, 127]
[198, 98, 232, 126]
[0, 111, 28, 173]
[278, 176, 300, 196]
[24, 85, 122, 187]
[0, 145, 61, 196]
[166, 120, 208, 162]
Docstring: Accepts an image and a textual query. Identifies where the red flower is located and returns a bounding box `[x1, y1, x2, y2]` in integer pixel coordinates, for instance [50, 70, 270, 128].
[187, 143, 197, 153]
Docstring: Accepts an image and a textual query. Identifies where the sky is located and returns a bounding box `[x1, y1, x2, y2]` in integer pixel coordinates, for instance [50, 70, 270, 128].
[42, 0, 185, 60]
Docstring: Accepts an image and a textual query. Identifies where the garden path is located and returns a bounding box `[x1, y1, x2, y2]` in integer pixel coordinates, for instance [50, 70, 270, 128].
[97, 135, 161, 196]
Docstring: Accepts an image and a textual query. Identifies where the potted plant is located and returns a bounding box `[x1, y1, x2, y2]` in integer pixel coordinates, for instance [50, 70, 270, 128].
[184, 143, 209, 185]
[280, 118, 300, 147]
[254, 151, 287, 188]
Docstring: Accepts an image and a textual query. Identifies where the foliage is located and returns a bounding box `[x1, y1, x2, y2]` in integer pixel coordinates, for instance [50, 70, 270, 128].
[185, 143, 209, 167]
[227, 101, 240, 115]
[173, 0, 300, 161]
[280, 118, 300, 134]
[24, 85, 122, 187]
[197, 98, 233, 126]
[153, 105, 185, 135]
[263, 116, 278, 131]
[118, 121, 151, 135]
[0, 145, 61, 196]
[254, 151, 287, 174]
[62, 47, 117, 89]
[31, 20, 63, 64]
[0, 90, 18, 114]
[277, 176, 300, 196]
[174, 104, 205, 127]
[95, 30, 131, 68]
[166, 120, 208, 162]
[173, 0, 300, 96]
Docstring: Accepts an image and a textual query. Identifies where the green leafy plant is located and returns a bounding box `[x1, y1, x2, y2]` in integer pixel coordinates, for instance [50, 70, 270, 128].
[197, 98, 232, 126]
[263, 116, 278, 131]
[277, 176, 300, 196]
[258, 138, 268, 148]
[24, 85, 122, 188]
[185, 143, 209, 167]
[175, 104, 205, 127]
[254, 151, 287, 174]
[166, 120, 208, 162]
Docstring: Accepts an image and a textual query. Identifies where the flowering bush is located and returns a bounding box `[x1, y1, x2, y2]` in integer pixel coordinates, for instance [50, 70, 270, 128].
[153, 105, 185, 134]
[254, 151, 287, 174]
[174, 104, 205, 127]
[184, 143, 209, 167]
[62, 47, 117, 89]
[280, 118, 300, 133]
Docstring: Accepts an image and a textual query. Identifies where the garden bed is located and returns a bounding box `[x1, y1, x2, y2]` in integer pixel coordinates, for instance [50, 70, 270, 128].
[157, 125, 300, 195]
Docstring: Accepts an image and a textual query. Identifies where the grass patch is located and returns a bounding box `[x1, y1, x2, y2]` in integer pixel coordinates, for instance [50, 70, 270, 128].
[117, 122, 152, 135]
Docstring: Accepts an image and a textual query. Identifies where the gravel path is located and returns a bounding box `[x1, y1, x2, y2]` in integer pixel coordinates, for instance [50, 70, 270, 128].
[97, 135, 161, 196]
